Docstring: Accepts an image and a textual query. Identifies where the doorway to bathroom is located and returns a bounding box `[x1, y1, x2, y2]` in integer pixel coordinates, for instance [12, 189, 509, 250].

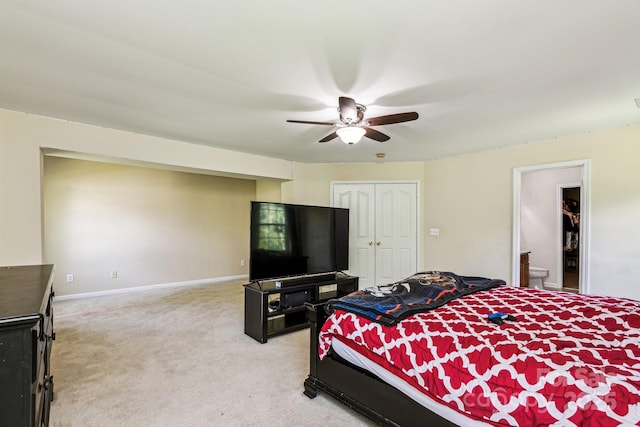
[512, 160, 590, 293]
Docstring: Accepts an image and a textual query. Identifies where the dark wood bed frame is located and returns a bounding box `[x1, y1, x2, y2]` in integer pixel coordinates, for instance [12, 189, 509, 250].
[303, 302, 458, 427]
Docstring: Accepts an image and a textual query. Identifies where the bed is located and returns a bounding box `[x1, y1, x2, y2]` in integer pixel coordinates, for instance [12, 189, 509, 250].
[304, 272, 640, 426]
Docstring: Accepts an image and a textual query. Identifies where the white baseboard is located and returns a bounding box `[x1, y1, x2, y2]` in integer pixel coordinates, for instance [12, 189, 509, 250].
[543, 281, 560, 290]
[54, 274, 248, 301]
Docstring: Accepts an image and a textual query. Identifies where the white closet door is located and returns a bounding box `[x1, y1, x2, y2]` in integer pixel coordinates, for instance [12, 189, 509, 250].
[332, 184, 376, 287]
[375, 183, 417, 285]
[332, 182, 417, 288]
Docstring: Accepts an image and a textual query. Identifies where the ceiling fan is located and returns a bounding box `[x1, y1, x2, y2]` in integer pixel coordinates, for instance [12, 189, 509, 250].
[287, 96, 419, 144]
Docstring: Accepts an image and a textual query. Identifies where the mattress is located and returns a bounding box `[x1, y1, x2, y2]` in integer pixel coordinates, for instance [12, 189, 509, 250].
[319, 286, 640, 426]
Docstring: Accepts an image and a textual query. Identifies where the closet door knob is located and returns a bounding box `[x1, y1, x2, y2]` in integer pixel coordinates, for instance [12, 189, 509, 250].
[368, 241, 373, 246]
[376, 241, 381, 246]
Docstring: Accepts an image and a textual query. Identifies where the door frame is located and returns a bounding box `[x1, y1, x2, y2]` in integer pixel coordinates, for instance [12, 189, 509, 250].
[512, 160, 590, 292]
[331, 180, 422, 283]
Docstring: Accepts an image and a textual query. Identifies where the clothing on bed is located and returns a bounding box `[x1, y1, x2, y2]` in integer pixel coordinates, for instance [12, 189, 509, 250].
[326, 271, 505, 325]
[319, 286, 640, 426]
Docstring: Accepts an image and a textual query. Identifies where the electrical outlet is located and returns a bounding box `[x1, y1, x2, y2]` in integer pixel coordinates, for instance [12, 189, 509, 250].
[111, 271, 118, 279]
[240, 259, 246, 267]
[66, 273, 74, 283]
[429, 228, 440, 236]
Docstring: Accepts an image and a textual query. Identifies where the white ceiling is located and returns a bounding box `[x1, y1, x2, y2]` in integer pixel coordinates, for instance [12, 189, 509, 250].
[1, 1, 639, 164]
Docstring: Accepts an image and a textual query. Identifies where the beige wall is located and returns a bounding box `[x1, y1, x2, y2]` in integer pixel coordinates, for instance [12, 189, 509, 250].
[284, 125, 640, 300]
[420, 152, 514, 279]
[44, 157, 256, 295]
[0, 108, 290, 268]
[0, 113, 45, 264]
[282, 162, 425, 206]
[255, 180, 283, 202]
[412, 127, 640, 299]
[3, 107, 640, 300]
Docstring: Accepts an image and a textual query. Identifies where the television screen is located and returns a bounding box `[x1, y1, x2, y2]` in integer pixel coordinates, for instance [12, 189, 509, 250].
[249, 201, 349, 282]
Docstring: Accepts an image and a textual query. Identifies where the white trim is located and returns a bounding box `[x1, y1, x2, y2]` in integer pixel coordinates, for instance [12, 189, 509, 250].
[54, 274, 248, 301]
[543, 281, 561, 290]
[579, 163, 591, 294]
[512, 160, 591, 293]
[512, 169, 522, 287]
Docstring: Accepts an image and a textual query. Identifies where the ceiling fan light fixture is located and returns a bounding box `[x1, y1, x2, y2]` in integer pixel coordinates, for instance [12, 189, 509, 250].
[287, 96, 417, 144]
[337, 126, 366, 144]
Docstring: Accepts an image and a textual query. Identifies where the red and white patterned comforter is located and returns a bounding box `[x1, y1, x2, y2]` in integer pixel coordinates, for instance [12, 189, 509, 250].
[319, 286, 640, 426]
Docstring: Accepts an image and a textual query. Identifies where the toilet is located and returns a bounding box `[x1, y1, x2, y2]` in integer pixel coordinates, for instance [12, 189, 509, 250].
[529, 267, 549, 289]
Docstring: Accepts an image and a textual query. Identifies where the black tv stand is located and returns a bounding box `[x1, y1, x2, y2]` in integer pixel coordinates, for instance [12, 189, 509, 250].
[244, 273, 358, 343]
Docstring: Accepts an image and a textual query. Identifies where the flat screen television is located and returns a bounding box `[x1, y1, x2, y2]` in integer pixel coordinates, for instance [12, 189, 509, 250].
[249, 201, 349, 282]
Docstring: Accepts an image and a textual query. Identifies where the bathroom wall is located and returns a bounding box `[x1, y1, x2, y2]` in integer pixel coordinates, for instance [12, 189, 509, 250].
[520, 166, 583, 286]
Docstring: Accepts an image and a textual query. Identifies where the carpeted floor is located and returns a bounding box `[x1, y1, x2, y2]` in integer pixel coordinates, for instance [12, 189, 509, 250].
[50, 279, 374, 426]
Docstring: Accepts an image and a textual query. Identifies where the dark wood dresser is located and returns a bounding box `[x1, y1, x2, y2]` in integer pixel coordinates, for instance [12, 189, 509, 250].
[0, 264, 55, 427]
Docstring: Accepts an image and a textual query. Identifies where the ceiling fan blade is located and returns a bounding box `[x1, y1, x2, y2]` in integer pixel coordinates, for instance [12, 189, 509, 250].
[364, 127, 390, 142]
[319, 132, 338, 143]
[366, 112, 419, 126]
[286, 119, 335, 126]
[338, 96, 358, 123]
